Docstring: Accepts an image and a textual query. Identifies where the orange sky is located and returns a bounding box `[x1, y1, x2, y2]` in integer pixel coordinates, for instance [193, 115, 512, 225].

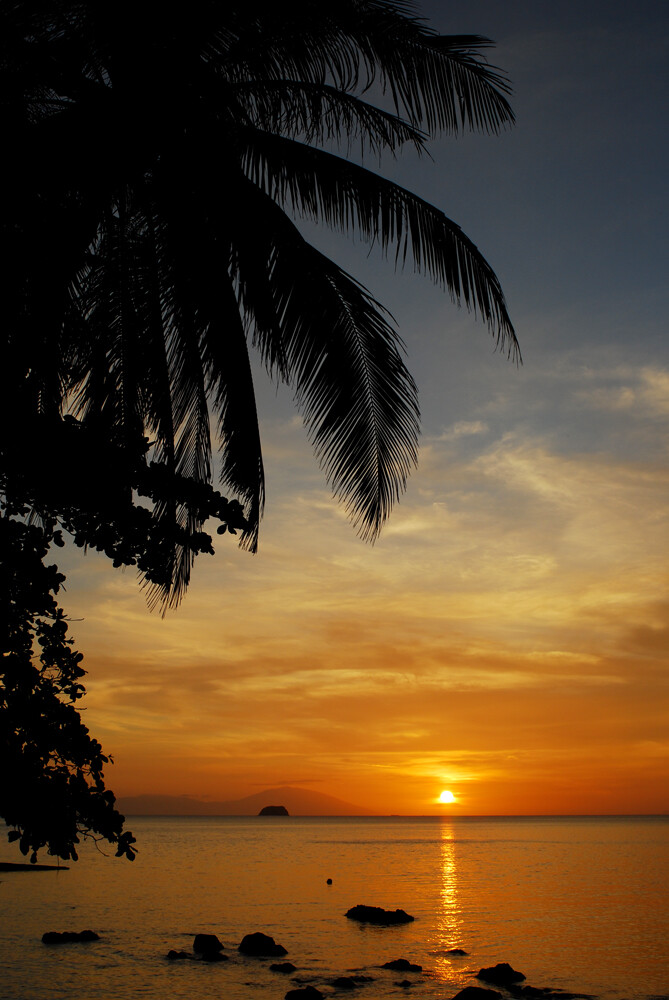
[58, 390, 669, 815]
[52, 3, 669, 817]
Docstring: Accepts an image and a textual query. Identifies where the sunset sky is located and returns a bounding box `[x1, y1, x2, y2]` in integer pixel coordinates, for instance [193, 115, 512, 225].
[57, 0, 668, 816]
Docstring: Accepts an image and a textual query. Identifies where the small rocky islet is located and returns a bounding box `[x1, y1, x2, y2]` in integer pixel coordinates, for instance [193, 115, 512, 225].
[41, 930, 99, 944]
[345, 903, 414, 925]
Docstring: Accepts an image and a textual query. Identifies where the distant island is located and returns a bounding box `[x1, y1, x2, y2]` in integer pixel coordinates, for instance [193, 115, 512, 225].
[258, 805, 289, 816]
[117, 785, 375, 816]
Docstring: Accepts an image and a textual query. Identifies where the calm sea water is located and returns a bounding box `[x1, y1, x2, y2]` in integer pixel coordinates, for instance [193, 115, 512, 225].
[0, 816, 667, 1000]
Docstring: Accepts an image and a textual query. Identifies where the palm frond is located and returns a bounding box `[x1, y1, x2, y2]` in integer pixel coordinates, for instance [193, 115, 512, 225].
[231, 79, 428, 156]
[200, 280, 265, 553]
[221, 2, 514, 135]
[358, 30, 515, 135]
[152, 176, 267, 549]
[241, 129, 519, 357]
[230, 179, 419, 539]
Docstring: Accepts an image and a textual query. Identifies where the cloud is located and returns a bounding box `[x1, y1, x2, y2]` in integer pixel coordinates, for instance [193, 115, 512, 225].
[433, 420, 490, 442]
[574, 365, 669, 419]
[52, 345, 669, 815]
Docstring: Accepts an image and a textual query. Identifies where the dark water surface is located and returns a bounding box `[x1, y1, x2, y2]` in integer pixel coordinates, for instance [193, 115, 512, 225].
[1, 815, 667, 1000]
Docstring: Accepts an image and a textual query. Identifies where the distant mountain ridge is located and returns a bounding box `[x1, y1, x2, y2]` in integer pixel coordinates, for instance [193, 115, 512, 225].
[117, 785, 374, 816]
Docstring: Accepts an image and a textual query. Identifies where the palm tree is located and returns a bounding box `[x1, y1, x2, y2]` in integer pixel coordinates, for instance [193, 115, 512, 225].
[1, 0, 518, 609]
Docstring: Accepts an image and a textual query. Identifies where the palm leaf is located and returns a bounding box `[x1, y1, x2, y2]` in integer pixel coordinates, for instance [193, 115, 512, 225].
[152, 180, 266, 550]
[241, 129, 518, 356]
[229, 177, 419, 539]
[230, 79, 429, 155]
[220, 2, 514, 135]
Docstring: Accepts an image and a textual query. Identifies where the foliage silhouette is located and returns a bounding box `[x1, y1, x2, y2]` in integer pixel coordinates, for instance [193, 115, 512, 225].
[2, 0, 517, 609]
[0, 503, 137, 862]
[1, 0, 517, 860]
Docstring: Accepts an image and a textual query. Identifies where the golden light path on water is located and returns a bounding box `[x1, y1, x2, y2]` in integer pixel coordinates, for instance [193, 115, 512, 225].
[432, 822, 466, 986]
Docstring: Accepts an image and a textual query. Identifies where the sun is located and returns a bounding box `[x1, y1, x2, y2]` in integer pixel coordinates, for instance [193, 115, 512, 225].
[438, 790, 456, 804]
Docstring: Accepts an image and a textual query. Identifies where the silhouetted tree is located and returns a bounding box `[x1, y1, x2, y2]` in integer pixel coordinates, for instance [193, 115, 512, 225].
[1, 0, 517, 860]
[0, 438, 248, 862]
[2, 0, 517, 608]
[0, 503, 137, 862]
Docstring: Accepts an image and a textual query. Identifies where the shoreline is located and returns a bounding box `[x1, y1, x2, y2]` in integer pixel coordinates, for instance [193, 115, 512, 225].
[0, 862, 69, 872]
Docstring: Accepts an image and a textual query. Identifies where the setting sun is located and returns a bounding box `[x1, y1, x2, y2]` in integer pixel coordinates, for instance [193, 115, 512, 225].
[438, 790, 456, 804]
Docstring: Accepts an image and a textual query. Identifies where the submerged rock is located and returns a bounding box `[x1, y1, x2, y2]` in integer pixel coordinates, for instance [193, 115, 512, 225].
[395, 980, 413, 988]
[271, 962, 298, 973]
[332, 977, 357, 989]
[382, 959, 422, 973]
[477, 963, 526, 986]
[510, 991, 593, 1000]
[259, 805, 289, 816]
[285, 987, 323, 1000]
[42, 930, 99, 944]
[166, 950, 194, 961]
[543, 994, 594, 999]
[508, 988, 550, 998]
[447, 948, 469, 956]
[345, 904, 414, 925]
[239, 931, 287, 956]
[452, 988, 503, 1000]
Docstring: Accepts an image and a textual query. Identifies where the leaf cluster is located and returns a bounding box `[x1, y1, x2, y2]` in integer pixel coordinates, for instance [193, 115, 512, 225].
[1, 413, 249, 611]
[0, 507, 136, 862]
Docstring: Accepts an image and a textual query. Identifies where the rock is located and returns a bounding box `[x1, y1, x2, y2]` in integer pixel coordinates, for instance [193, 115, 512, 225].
[477, 963, 526, 986]
[259, 805, 289, 816]
[332, 977, 357, 989]
[327, 878, 333, 885]
[509, 988, 549, 998]
[193, 933, 224, 954]
[452, 989, 503, 1000]
[77, 930, 99, 941]
[345, 905, 414, 925]
[507, 987, 593, 1000]
[239, 931, 288, 956]
[382, 959, 422, 973]
[285, 988, 324, 1000]
[447, 948, 469, 956]
[166, 950, 194, 961]
[42, 930, 99, 944]
[271, 962, 298, 973]
[201, 950, 228, 962]
[534, 994, 593, 1000]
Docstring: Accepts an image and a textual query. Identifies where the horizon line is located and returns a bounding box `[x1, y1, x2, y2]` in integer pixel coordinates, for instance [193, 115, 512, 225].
[121, 812, 669, 819]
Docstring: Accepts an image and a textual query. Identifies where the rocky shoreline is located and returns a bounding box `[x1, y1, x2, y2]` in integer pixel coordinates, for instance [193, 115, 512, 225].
[40, 906, 596, 1000]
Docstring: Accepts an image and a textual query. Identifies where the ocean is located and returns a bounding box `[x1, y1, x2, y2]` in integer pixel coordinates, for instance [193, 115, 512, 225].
[0, 815, 667, 1000]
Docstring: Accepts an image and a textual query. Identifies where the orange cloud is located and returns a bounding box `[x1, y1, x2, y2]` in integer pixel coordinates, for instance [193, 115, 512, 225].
[52, 362, 669, 817]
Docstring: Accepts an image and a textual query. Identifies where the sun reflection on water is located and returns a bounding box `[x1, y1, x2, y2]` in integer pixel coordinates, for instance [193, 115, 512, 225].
[430, 822, 468, 988]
